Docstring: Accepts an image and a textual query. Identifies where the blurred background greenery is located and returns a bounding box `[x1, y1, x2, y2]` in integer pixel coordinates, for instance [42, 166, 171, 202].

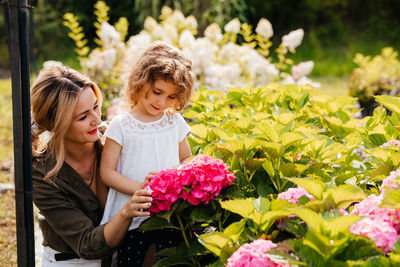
[1, 0, 400, 77]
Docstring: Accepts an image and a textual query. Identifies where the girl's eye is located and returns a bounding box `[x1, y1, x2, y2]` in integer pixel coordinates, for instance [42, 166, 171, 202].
[94, 104, 99, 110]
[168, 96, 176, 100]
[78, 115, 87, 121]
[153, 90, 161, 95]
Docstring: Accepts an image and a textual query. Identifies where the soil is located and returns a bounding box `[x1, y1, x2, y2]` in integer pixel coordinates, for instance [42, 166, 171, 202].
[0, 69, 11, 79]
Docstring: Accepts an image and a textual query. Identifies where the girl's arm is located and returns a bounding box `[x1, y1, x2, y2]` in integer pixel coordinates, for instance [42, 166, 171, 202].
[100, 137, 144, 195]
[179, 136, 192, 164]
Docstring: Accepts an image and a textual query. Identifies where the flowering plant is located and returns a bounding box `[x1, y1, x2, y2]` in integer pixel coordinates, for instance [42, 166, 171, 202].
[146, 155, 235, 214]
[63, 1, 319, 112]
[226, 239, 289, 267]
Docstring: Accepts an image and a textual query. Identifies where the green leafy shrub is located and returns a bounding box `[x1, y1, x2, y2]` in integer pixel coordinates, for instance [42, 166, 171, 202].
[140, 83, 400, 266]
[348, 47, 400, 117]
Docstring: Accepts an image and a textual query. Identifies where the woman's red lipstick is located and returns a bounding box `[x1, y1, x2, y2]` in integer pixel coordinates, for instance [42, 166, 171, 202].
[88, 128, 98, 134]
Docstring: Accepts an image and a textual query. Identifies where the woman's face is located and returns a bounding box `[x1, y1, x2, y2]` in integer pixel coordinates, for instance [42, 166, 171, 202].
[64, 87, 102, 145]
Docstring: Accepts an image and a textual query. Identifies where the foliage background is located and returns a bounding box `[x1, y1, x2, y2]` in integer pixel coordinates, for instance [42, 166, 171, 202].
[1, 0, 400, 76]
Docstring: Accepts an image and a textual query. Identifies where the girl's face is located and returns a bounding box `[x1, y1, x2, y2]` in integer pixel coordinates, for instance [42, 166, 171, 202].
[136, 79, 179, 119]
[64, 87, 102, 145]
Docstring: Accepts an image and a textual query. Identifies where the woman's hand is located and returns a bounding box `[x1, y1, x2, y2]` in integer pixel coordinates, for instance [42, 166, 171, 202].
[105, 189, 153, 247]
[123, 189, 152, 218]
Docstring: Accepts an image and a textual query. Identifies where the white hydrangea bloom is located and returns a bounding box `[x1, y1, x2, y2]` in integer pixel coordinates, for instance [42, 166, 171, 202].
[204, 63, 242, 92]
[291, 61, 314, 80]
[179, 29, 195, 48]
[204, 23, 223, 43]
[162, 24, 179, 44]
[187, 38, 218, 76]
[224, 18, 241, 34]
[143, 17, 158, 31]
[184, 15, 198, 30]
[171, 9, 186, 25]
[255, 18, 273, 39]
[101, 48, 117, 73]
[282, 28, 304, 50]
[151, 24, 165, 40]
[43, 60, 64, 69]
[160, 6, 173, 17]
[100, 22, 121, 49]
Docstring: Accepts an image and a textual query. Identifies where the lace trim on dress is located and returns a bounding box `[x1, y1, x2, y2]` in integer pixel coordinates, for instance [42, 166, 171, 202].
[121, 112, 177, 134]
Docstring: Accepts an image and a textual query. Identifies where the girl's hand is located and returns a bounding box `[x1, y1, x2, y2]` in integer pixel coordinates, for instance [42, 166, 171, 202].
[124, 189, 152, 218]
[143, 171, 158, 187]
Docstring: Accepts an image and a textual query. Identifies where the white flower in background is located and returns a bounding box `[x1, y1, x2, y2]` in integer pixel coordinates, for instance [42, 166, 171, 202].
[100, 22, 121, 49]
[144, 16, 158, 31]
[151, 24, 165, 40]
[124, 32, 152, 70]
[184, 15, 198, 31]
[224, 18, 241, 34]
[43, 60, 64, 69]
[160, 6, 173, 17]
[171, 9, 186, 25]
[291, 61, 314, 80]
[98, 48, 117, 74]
[187, 38, 218, 76]
[296, 76, 321, 88]
[282, 28, 304, 51]
[162, 24, 179, 44]
[218, 42, 242, 63]
[204, 23, 223, 43]
[282, 75, 321, 88]
[204, 63, 242, 91]
[127, 32, 152, 50]
[179, 29, 195, 48]
[255, 18, 273, 39]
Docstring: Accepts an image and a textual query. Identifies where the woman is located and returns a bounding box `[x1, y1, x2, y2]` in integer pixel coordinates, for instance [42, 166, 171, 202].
[31, 65, 152, 267]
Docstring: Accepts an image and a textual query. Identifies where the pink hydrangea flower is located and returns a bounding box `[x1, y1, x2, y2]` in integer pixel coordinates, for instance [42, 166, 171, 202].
[146, 155, 235, 214]
[349, 217, 399, 253]
[226, 239, 290, 267]
[350, 194, 400, 231]
[380, 170, 400, 195]
[350, 194, 382, 217]
[277, 186, 314, 204]
[146, 169, 182, 214]
[180, 155, 235, 205]
[380, 139, 400, 148]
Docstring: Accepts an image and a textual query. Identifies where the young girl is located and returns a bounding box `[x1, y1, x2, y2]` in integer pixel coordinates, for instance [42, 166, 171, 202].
[99, 42, 195, 266]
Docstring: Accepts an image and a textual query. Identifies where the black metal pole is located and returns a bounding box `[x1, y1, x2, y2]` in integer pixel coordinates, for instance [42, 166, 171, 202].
[7, 0, 35, 266]
[28, 0, 38, 74]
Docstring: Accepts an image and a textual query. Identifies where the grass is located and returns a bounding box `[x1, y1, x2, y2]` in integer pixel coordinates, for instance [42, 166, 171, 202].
[0, 79, 13, 184]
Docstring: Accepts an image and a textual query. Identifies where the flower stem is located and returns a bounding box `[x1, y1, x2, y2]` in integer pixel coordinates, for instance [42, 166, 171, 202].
[177, 215, 189, 247]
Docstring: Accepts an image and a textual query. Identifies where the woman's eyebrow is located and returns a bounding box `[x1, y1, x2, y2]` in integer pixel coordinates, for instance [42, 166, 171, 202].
[74, 99, 98, 118]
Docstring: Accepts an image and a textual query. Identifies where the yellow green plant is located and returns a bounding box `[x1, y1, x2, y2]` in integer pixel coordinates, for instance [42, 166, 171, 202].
[62, 13, 89, 60]
[93, 0, 110, 46]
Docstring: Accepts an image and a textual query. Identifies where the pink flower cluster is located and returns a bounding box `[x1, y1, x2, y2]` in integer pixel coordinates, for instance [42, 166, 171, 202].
[380, 139, 400, 148]
[277, 186, 314, 204]
[146, 155, 235, 214]
[348, 193, 400, 253]
[226, 239, 290, 267]
[380, 169, 400, 195]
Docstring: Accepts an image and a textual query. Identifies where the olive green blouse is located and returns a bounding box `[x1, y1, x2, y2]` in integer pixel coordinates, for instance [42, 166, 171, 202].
[32, 146, 114, 262]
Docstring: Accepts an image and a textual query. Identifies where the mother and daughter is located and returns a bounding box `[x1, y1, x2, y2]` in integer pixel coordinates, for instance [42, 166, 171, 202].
[31, 42, 195, 266]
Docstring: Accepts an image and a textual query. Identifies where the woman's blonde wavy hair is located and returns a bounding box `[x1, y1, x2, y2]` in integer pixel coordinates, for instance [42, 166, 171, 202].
[30, 65, 102, 181]
[125, 42, 195, 111]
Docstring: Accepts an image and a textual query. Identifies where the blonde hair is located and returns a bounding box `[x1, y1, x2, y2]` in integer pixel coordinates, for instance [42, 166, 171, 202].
[125, 42, 195, 112]
[31, 65, 102, 181]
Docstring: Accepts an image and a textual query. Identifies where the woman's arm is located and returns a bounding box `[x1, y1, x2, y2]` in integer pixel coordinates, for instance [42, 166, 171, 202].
[179, 136, 192, 163]
[100, 137, 144, 195]
[103, 189, 152, 247]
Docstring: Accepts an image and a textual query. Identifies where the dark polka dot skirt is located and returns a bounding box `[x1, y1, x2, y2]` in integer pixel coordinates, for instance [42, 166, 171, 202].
[117, 228, 182, 267]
